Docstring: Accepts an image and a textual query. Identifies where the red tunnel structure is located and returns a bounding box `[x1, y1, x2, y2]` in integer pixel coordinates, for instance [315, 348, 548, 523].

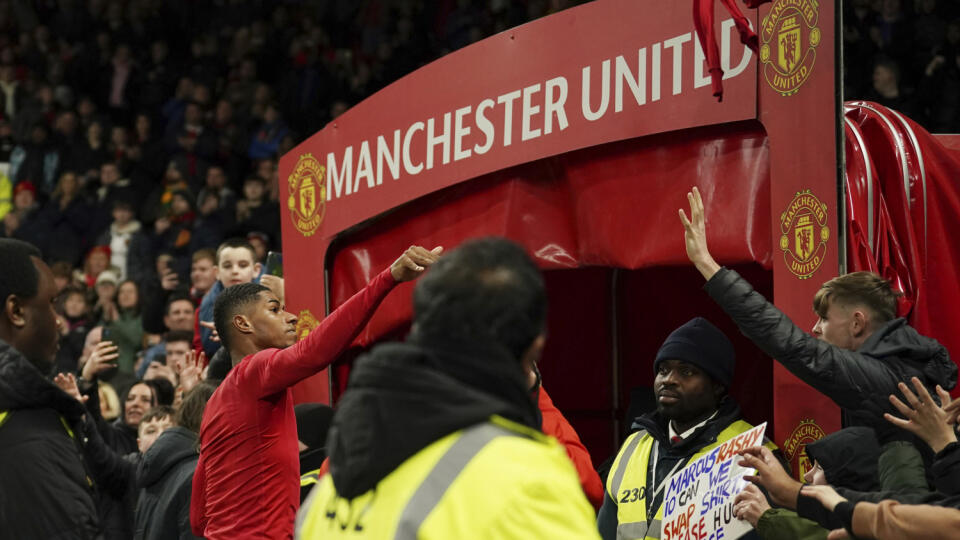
[279, 0, 960, 476]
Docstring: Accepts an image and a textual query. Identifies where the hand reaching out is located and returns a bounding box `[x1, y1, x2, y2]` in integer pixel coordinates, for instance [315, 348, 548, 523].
[260, 274, 285, 305]
[738, 446, 802, 509]
[200, 321, 220, 343]
[81, 340, 119, 380]
[732, 483, 770, 527]
[177, 350, 205, 393]
[678, 187, 721, 280]
[885, 376, 958, 453]
[801, 484, 848, 512]
[390, 246, 443, 283]
[54, 373, 88, 404]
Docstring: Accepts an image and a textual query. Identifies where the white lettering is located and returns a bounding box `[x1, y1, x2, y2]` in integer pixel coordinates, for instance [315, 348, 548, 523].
[521, 83, 542, 141]
[326, 146, 353, 199]
[453, 106, 472, 162]
[497, 90, 522, 146]
[353, 140, 374, 192]
[377, 130, 401, 184]
[651, 43, 661, 102]
[693, 33, 711, 89]
[426, 112, 451, 170]
[402, 122, 424, 175]
[474, 99, 495, 155]
[722, 19, 753, 79]
[544, 77, 568, 134]
[663, 33, 691, 96]
[615, 50, 646, 112]
[582, 59, 610, 121]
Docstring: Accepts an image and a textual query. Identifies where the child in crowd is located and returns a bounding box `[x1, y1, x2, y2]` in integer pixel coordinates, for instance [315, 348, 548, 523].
[193, 238, 262, 357]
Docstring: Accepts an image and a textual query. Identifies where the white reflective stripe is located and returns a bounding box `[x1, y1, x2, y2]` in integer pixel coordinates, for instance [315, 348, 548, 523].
[616, 518, 661, 540]
[393, 423, 521, 540]
[844, 116, 875, 250]
[617, 521, 648, 540]
[888, 108, 928, 259]
[295, 478, 324, 538]
[610, 431, 646, 498]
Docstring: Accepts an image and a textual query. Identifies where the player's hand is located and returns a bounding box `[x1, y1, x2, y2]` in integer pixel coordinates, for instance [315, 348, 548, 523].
[260, 274, 285, 305]
[390, 246, 443, 282]
[678, 187, 721, 280]
[200, 321, 221, 343]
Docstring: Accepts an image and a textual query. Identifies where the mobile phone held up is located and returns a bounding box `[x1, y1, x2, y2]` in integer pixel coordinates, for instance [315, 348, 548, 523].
[265, 251, 283, 278]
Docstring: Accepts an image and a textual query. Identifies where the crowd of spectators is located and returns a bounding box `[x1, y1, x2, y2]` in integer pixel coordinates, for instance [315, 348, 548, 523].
[0, 0, 956, 393]
[845, 0, 960, 132]
[0, 0, 585, 404]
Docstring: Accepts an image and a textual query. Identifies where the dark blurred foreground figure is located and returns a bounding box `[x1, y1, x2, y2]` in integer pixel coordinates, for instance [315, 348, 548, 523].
[296, 238, 599, 538]
[295, 402, 334, 503]
[0, 238, 101, 538]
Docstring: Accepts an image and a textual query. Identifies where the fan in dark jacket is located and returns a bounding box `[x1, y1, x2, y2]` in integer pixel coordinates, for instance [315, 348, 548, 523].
[679, 187, 958, 448]
[738, 427, 881, 540]
[0, 238, 101, 539]
[134, 381, 216, 540]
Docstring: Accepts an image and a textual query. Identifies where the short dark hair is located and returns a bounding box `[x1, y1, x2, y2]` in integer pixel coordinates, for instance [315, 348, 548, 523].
[213, 282, 269, 351]
[0, 239, 41, 304]
[144, 378, 175, 407]
[411, 237, 546, 360]
[215, 238, 256, 265]
[175, 381, 217, 433]
[165, 293, 194, 314]
[813, 271, 900, 324]
[165, 329, 194, 345]
[141, 405, 175, 427]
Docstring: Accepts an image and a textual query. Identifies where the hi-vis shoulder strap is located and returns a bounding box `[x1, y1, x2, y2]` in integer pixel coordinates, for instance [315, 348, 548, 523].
[296, 419, 534, 540]
[0, 410, 76, 439]
[607, 429, 648, 500]
[392, 422, 524, 540]
[301, 469, 321, 488]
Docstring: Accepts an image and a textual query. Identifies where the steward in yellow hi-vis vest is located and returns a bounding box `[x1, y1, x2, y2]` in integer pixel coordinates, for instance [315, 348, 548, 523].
[597, 318, 782, 540]
[296, 239, 600, 539]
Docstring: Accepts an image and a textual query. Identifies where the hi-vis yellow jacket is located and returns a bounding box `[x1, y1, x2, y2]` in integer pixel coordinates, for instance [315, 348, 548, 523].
[296, 416, 601, 539]
[605, 420, 777, 540]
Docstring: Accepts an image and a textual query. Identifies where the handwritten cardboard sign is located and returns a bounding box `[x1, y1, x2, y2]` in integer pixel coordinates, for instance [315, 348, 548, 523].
[661, 423, 766, 540]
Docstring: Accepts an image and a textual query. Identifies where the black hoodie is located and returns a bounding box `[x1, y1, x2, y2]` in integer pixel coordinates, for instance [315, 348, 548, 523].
[134, 426, 202, 540]
[327, 339, 539, 499]
[805, 426, 880, 491]
[0, 339, 101, 539]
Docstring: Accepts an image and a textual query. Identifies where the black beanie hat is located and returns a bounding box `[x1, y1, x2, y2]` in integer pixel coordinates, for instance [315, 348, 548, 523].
[654, 317, 735, 388]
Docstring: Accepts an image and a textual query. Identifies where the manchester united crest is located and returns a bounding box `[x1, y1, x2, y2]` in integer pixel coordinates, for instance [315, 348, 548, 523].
[287, 153, 326, 237]
[760, 0, 821, 96]
[295, 309, 320, 342]
[779, 189, 829, 279]
[784, 419, 825, 479]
